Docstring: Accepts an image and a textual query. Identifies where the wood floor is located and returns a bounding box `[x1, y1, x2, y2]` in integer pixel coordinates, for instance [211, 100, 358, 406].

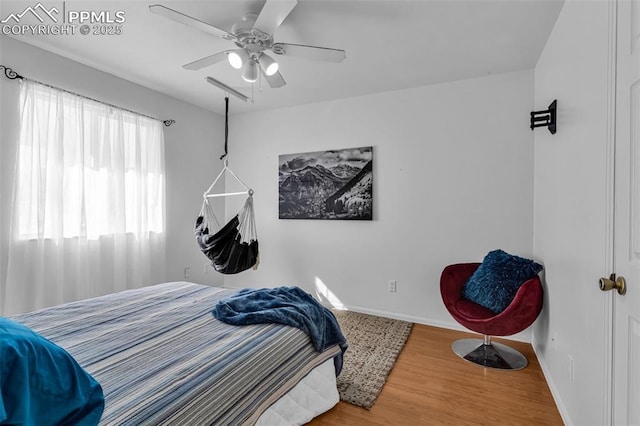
[309, 324, 563, 425]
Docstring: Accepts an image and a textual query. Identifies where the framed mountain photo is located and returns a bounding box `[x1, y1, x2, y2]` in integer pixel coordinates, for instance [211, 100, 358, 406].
[278, 146, 373, 220]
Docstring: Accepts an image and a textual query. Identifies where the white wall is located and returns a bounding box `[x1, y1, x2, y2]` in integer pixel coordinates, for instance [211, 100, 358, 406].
[0, 36, 226, 312]
[0, 35, 543, 348]
[532, 1, 612, 424]
[223, 70, 536, 333]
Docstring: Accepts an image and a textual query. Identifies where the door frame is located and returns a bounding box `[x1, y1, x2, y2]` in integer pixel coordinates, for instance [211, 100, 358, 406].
[603, 0, 618, 424]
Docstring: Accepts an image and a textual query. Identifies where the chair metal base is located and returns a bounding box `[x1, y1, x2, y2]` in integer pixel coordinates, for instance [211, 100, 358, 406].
[452, 338, 528, 370]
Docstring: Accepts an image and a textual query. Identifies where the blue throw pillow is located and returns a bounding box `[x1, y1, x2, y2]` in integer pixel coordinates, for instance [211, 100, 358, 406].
[462, 249, 543, 314]
[0, 317, 104, 425]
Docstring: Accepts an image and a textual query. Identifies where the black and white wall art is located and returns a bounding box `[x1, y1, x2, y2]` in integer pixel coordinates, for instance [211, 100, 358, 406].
[279, 146, 373, 220]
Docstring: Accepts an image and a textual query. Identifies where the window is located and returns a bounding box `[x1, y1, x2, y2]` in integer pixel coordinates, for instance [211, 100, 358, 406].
[16, 81, 165, 240]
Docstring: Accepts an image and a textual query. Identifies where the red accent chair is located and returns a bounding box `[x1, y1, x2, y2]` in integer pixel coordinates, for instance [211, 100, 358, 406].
[440, 263, 544, 370]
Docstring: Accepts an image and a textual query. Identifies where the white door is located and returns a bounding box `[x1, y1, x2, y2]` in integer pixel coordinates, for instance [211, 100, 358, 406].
[613, 0, 640, 423]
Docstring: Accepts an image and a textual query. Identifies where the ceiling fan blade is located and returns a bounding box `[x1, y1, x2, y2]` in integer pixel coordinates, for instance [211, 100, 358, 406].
[149, 5, 236, 41]
[271, 43, 346, 63]
[253, 0, 297, 35]
[262, 69, 286, 88]
[183, 51, 229, 71]
[205, 77, 249, 102]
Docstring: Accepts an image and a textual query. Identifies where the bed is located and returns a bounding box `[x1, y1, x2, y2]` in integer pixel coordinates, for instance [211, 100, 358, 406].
[4, 282, 342, 425]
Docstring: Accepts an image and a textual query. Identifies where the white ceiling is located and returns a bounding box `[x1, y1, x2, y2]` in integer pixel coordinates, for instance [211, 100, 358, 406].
[1, 0, 564, 115]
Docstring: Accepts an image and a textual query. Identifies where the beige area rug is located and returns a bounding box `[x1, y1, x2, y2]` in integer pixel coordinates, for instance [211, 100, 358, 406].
[333, 310, 413, 410]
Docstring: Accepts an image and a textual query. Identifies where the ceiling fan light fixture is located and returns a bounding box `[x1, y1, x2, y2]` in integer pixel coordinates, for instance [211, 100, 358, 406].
[241, 60, 258, 83]
[258, 54, 279, 76]
[227, 49, 248, 69]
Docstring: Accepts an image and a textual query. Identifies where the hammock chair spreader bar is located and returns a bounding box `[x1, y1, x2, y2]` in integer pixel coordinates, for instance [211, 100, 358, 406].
[205, 191, 252, 199]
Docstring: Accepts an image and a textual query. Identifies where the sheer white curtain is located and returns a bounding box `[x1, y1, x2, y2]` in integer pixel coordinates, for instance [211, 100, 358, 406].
[3, 80, 166, 315]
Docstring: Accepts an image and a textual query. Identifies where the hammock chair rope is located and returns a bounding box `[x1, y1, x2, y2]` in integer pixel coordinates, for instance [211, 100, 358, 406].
[199, 195, 257, 244]
[220, 96, 229, 161]
[199, 197, 220, 233]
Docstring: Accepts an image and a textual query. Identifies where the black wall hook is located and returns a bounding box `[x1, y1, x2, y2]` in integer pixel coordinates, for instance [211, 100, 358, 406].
[530, 100, 557, 134]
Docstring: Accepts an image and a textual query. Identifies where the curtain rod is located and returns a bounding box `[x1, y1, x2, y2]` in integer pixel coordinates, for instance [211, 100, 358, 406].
[0, 65, 175, 127]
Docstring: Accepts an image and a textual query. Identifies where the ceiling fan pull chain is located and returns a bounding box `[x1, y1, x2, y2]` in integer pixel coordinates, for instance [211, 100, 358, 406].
[220, 96, 229, 161]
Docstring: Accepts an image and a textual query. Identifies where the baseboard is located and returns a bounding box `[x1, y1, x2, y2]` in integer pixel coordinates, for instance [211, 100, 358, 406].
[337, 303, 431, 325]
[339, 303, 531, 344]
[532, 338, 571, 425]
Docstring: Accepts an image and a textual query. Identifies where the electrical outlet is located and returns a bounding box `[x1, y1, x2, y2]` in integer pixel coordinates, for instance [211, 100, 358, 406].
[184, 267, 190, 278]
[388, 280, 397, 292]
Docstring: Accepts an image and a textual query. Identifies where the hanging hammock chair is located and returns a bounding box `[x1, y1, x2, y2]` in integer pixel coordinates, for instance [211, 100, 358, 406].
[194, 188, 259, 274]
[193, 97, 259, 274]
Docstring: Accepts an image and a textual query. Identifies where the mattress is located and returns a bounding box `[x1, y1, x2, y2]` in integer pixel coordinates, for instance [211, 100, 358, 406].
[11, 282, 340, 425]
[258, 357, 338, 425]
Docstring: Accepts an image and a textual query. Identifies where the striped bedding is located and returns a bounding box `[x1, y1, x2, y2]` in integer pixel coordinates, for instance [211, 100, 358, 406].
[11, 282, 341, 425]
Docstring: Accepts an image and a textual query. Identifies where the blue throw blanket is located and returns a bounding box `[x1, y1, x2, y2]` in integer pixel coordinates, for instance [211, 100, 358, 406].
[212, 286, 348, 375]
[0, 318, 104, 425]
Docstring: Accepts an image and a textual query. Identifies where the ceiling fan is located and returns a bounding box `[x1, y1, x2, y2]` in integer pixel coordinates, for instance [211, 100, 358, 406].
[149, 1, 346, 91]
